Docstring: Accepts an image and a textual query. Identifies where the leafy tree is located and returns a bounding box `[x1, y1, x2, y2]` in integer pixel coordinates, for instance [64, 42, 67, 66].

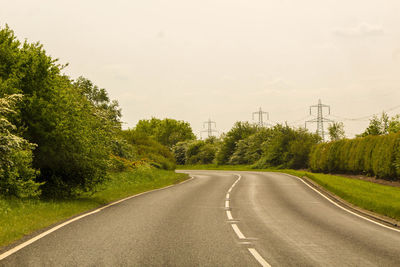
[0, 94, 41, 197]
[135, 118, 195, 147]
[73, 77, 121, 125]
[328, 122, 345, 141]
[229, 128, 272, 165]
[0, 25, 118, 196]
[388, 115, 400, 134]
[359, 112, 389, 137]
[184, 139, 218, 164]
[172, 141, 189, 165]
[255, 125, 320, 169]
[358, 112, 400, 137]
[215, 122, 258, 164]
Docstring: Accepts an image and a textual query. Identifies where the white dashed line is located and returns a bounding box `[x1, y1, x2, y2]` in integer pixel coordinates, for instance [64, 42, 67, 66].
[226, 210, 233, 220]
[231, 224, 246, 239]
[224, 174, 271, 266]
[248, 248, 271, 267]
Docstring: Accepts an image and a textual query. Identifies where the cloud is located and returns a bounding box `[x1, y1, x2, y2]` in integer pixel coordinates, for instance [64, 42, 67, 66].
[333, 23, 384, 38]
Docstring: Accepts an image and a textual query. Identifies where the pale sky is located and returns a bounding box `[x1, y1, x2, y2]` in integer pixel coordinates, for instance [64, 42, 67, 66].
[2, 0, 400, 137]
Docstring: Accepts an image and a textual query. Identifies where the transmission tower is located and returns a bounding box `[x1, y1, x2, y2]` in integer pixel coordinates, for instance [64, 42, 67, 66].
[305, 99, 334, 141]
[252, 107, 269, 127]
[202, 118, 218, 138]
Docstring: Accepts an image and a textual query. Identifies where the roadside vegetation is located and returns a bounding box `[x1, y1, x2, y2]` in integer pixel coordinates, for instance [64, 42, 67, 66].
[177, 165, 400, 222]
[0, 167, 187, 248]
[1, 24, 400, 249]
[0, 25, 192, 248]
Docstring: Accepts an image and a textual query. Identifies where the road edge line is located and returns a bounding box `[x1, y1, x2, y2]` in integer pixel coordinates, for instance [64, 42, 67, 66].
[0, 175, 195, 261]
[282, 173, 400, 233]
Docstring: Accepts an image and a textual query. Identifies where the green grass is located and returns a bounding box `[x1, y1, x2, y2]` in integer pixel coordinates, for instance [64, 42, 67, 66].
[177, 165, 400, 221]
[0, 167, 188, 249]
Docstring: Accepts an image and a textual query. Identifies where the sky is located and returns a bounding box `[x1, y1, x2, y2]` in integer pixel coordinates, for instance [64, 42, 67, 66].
[2, 0, 400, 138]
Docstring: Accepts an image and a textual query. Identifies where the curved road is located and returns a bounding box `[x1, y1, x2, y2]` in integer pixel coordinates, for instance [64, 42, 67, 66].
[1, 171, 400, 266]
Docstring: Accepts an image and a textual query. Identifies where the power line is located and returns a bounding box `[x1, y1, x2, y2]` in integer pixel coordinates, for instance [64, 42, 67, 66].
[330, 104, 400, 121]
[305, 99, 334, 141]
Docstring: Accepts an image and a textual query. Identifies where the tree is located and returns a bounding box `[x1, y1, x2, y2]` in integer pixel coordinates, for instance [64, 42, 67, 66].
[328, 122, 345, 141]
[0, 94, 41, 197]
[135, 118, 195, 147]
[215, 121, 258, 164]
[359, 112, 389, 137]
[229, 128, 272, 165]
[255, 125, 320, 169]
[0, 25, 119, 196]
[388, 115, 400, 133]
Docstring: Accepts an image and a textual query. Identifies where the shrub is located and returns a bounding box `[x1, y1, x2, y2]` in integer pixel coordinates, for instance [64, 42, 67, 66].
[309, 132, 400, 180]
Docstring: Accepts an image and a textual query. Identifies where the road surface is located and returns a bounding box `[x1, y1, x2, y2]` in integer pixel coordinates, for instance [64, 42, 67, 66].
[1, 170, 400, 266]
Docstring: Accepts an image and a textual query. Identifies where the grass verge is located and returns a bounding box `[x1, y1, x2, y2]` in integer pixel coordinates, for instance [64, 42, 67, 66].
[0, 167, 188, 249]
[177, 164, 400, 222]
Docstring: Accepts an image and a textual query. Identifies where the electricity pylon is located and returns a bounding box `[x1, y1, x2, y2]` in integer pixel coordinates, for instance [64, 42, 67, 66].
[202, 118, 217, 138]
[252, 107, 269, 127]
[305, 99, 334, 141]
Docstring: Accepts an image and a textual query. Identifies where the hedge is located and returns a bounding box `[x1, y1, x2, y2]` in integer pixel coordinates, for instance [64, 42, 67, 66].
[309, 133, 400, 180]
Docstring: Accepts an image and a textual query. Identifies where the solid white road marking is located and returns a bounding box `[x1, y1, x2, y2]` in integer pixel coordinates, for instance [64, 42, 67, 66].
[226, 193, 230, 199]
[226, 210, 233, 220]
[248, 248, 271, 267]
[0, 176, 196, 261]
[225, 200, 230, 208]
[285, 174, 400, 233]
[231, 224, 246, 239]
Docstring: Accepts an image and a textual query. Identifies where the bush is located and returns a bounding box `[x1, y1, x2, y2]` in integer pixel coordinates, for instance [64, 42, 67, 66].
[309, 132, 400, 180]
[0, 94, 41, 198]
[255, 125, 320, 169]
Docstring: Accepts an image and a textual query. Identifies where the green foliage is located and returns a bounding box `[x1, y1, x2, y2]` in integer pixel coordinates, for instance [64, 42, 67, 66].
[229, 128, 272, 165]
[121, 129, 176, 170]
[309, 132, 400, 180]
[134, 118, 195, 147]
[172, 141, 189, 165]
[358, 112, 400, 137]
[0, 168, 188, 248]
[215, 122, 258, 164]
[255, 124, 320, 169]
[388, 115, 400, 133]
[185, 139, 218, 164]
[0, 25, 120, 197]
[0, 94, 41, 198]
[328, 122, 345, 141]
[172, 137, 220, 165]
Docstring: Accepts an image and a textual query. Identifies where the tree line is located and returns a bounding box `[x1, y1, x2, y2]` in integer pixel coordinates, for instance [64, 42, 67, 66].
[172, 113, 400, 181]
[2, 25, 399, 200]
[0, 26, 196, 198]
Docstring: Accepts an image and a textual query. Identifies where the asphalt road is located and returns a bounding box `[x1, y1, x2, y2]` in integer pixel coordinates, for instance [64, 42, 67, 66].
[1, 170, 400, 266]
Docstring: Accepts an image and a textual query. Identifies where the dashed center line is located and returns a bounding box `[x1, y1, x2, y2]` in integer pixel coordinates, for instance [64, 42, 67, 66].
[226, 210, 233, 220]
[231, 224, 246, 239]
[248, 248, 271, 267]
[224, 174, 271, 267]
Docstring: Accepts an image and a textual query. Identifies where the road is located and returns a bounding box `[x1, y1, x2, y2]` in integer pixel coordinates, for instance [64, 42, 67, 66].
[1, 170, 400, 266]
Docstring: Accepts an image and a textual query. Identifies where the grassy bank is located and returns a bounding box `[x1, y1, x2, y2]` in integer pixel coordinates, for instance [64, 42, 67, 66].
[177, 165, 400, 222]
[0, 168, 188, 249]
